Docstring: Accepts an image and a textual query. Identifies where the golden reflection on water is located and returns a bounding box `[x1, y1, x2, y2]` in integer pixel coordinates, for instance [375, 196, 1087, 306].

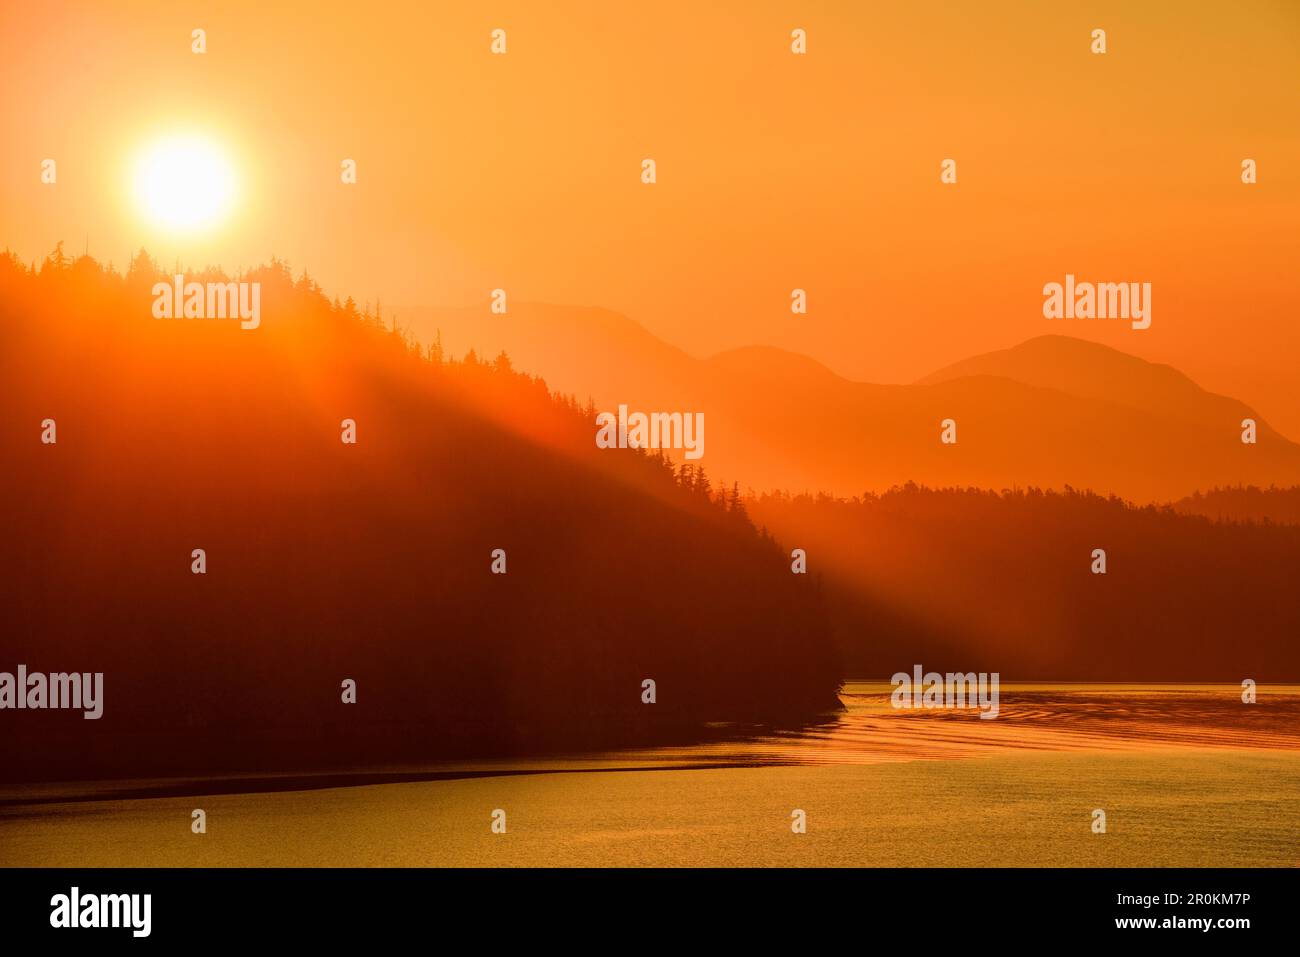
[582, 682, 1300, 769]
[3, 685, 1300, 867]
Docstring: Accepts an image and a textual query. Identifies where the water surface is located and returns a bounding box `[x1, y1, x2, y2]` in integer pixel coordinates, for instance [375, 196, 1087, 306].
[4, 684, 1298, 866]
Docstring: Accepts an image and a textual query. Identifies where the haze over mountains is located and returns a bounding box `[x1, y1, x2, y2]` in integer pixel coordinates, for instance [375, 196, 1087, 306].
[5, 245, 1298, 778]
[400, 304, 1300, 503]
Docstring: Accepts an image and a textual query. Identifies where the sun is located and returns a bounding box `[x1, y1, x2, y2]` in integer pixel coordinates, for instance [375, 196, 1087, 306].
[132, 134, 237, 233]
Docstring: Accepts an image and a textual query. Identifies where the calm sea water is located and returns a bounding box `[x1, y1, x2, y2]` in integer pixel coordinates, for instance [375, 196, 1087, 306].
[4, 684, 1299, 866]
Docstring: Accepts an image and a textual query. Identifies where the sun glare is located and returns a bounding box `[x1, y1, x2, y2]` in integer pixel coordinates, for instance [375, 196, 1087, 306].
[132, 135, 237, 233]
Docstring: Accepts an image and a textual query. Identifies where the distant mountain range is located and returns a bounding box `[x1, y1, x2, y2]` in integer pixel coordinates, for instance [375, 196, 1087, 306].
[398, 304, 1300, 502]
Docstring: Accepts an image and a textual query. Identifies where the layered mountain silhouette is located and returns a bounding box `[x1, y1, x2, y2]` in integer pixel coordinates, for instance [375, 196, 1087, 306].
[6, 249, 1298, 786]
[389, 305, 1300, 682]
[402, 305, 1300, 502]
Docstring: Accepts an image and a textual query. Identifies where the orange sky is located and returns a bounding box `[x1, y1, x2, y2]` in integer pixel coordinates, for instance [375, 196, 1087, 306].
[3, 0, 1298, 435]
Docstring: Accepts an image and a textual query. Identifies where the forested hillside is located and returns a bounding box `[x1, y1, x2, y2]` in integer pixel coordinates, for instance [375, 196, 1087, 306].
[0, 249, 840, 782]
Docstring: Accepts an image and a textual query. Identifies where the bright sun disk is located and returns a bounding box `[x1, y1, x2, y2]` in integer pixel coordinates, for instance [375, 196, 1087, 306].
[132, 135, 236, 233]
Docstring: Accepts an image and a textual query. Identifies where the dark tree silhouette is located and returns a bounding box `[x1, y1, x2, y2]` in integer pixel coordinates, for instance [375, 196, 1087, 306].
[0, 249, 842, 783]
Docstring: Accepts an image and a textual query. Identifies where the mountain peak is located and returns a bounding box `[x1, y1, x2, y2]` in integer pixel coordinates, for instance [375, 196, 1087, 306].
[918, 334, 1268, 433]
